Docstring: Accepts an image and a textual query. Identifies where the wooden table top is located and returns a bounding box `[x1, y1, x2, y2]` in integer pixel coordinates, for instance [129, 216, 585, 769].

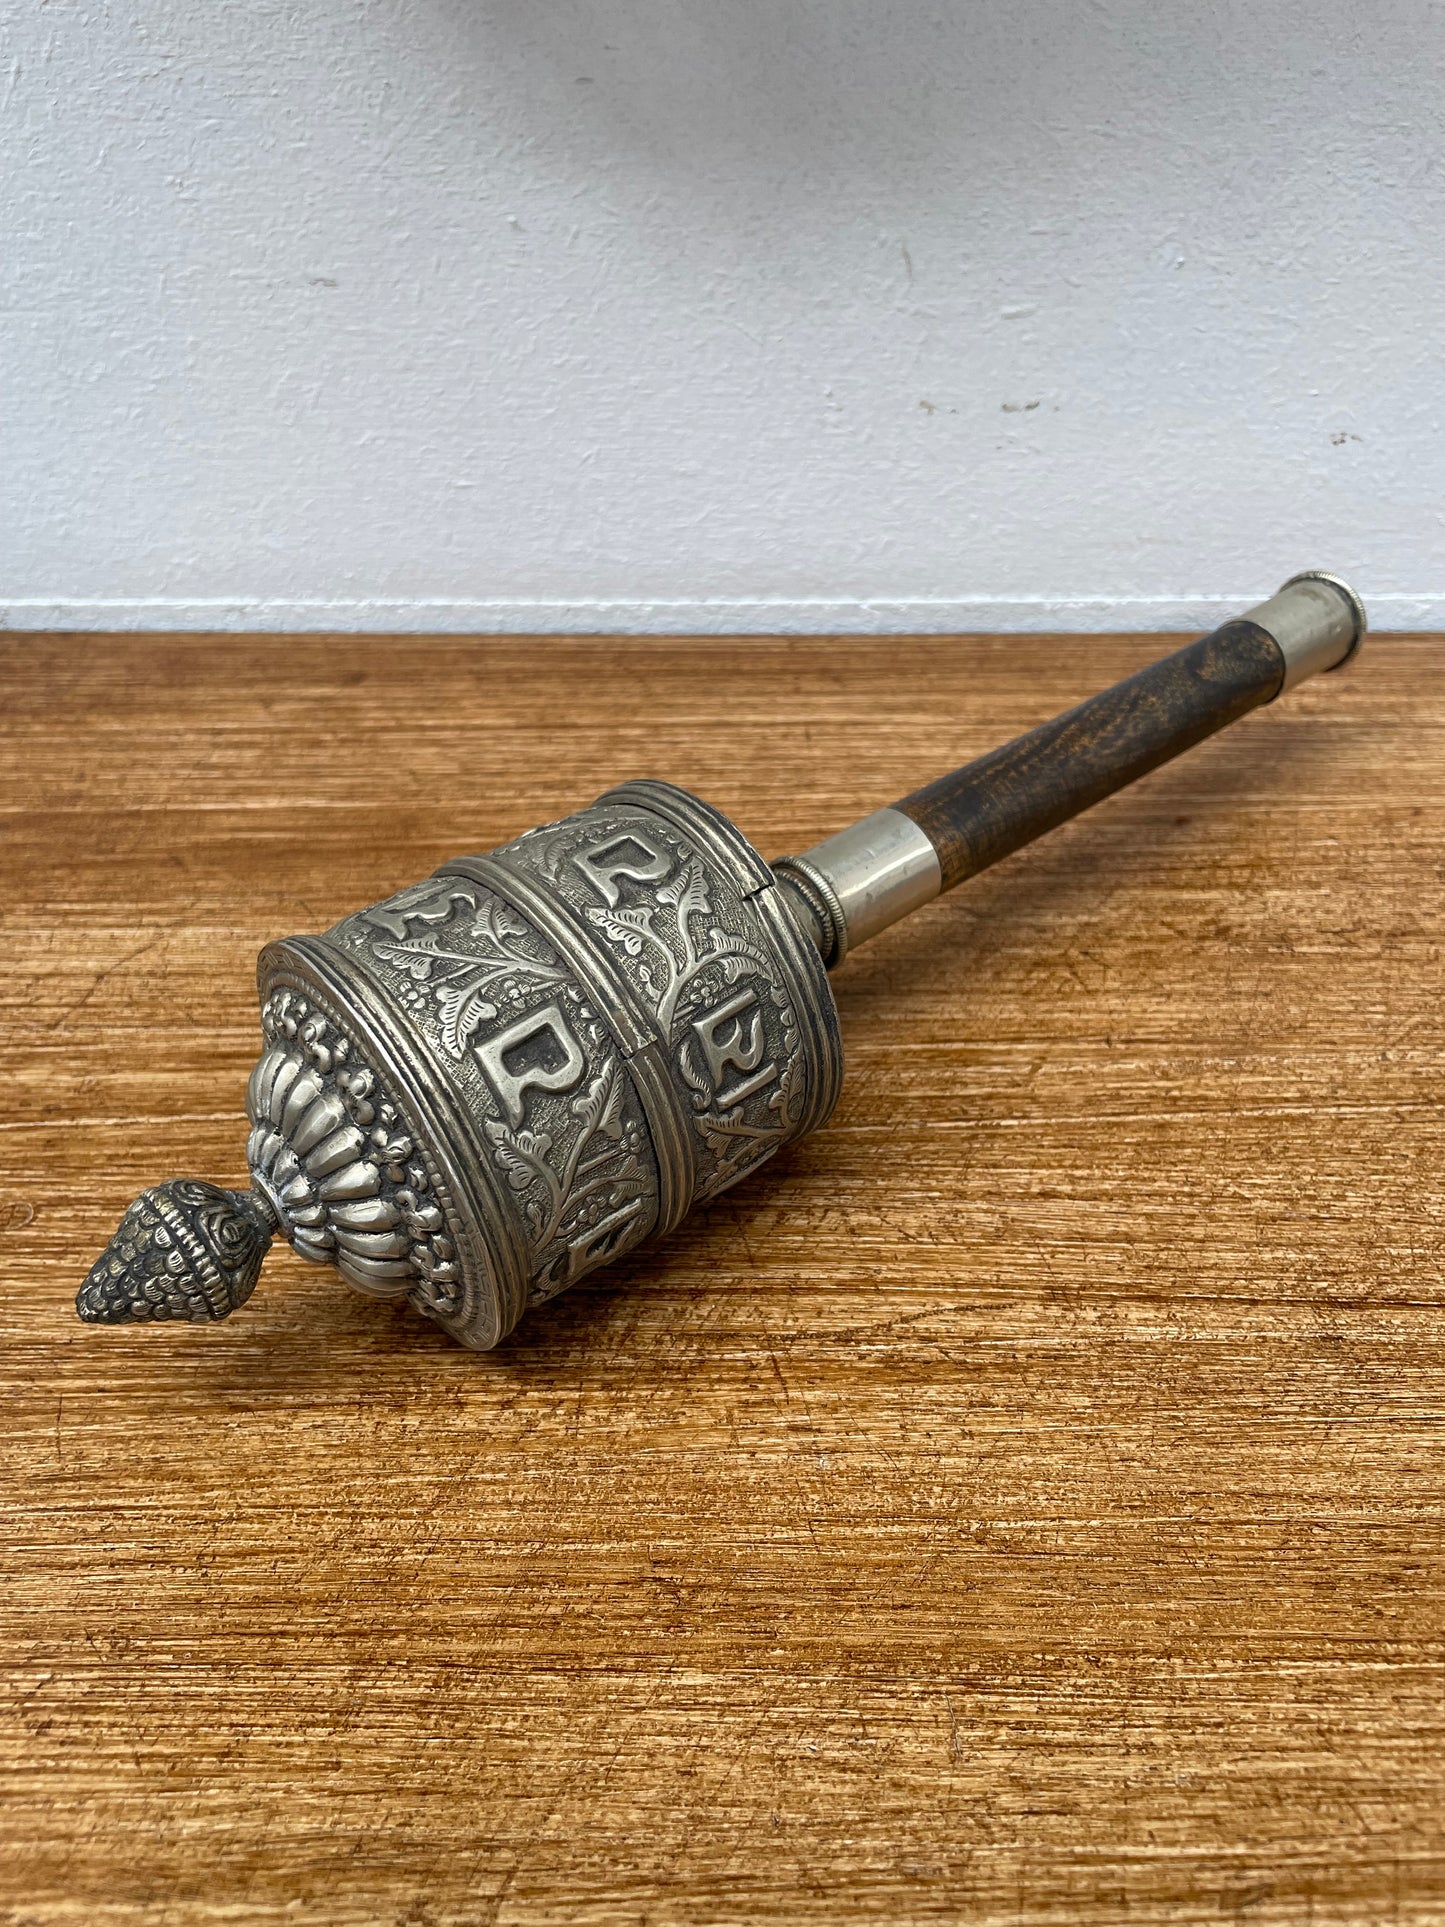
[3, 631, 1442, 1926]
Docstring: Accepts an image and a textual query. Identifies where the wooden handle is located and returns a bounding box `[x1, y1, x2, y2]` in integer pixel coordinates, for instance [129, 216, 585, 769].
[892, 619, 1285, 894]
[776, 575, 1364, 966]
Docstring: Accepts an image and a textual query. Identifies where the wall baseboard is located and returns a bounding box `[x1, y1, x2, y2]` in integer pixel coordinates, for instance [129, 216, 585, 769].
[2, 594, 1441, 635]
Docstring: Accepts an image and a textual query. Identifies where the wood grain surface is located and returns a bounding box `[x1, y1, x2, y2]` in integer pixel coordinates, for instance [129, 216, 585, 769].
[895, 621, 1284, 890]
[2, 631, 1443, 1927]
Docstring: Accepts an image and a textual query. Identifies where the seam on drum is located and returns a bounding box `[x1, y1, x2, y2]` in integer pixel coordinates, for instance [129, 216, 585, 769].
[751, 884, 846, 1138]
[601, 780, 845, 1142]
[442, 850, 695, 1242]
[600, 780, 775, 895]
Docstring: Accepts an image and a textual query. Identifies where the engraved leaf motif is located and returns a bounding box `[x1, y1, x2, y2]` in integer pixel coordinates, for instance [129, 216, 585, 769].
[657, 858, 711, 926]
[566, 1063, 628, 1163]
[585, 904, 655, 957]
[596, 1069, 628, 1142]
[695, 1106, 782, 1157]
[568, 1062, 618, 1148]
[697, 1114, 748, 1157]
[470, 897, 527, 951]
[372, 940, 439, 983]
[574, 1060, 627, 1145]
[484, 1118, 555, 1194]
[512, 1127, 555, 1168]
[708, 927, 770, 971]
[769, 1058, 801, 1126]
[436, 978, 498, 1058]
[613, 1175, 648, 1203]
[678, 1036, 711, 1108]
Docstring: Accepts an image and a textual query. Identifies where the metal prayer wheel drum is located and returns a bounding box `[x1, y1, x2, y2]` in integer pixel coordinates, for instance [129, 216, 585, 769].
[247, 781, 841, 1349]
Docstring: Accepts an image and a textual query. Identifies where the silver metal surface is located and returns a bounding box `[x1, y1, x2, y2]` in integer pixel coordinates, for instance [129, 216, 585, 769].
[770, 855, 850, 968]
[1247, 571, 1367, 694]
[77, 1180, 276, 1324]
[778, 808, 942, 965]
[79, 782, 844, 1349]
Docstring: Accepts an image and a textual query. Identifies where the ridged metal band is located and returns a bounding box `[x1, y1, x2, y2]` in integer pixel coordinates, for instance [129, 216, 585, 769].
[771, 854, 851, 969]
[258, 935, 524, 1349]
[602, 780, 846, 1136]
[776, 806, 944, 963]
[441, 848, 698, 1239]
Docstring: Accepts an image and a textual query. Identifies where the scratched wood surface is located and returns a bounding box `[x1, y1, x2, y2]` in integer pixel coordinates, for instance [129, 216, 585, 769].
[2, 632, 1443, 1927]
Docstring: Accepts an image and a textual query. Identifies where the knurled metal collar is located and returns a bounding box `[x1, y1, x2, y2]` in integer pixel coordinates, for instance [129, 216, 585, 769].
[771, 855, 850, 970]
[1279, 570, 1368, 672]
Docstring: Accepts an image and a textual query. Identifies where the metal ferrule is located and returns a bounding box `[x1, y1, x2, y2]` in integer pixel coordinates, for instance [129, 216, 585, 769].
[1247, 571, 1368, 695]
[774, 807, 943, 967]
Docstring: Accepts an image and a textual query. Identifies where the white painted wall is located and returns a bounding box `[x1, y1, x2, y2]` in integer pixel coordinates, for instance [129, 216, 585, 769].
[4, 1, 1442, 634]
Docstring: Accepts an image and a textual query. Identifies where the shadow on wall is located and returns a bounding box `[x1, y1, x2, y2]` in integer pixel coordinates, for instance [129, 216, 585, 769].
[421, 0, 1222, 219]
[6, 0, 1414, 621]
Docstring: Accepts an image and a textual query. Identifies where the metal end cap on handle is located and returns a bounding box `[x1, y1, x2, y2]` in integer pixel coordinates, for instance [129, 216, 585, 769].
[1279, 571, 1369, 666]
[1250, 571, 1368, 695]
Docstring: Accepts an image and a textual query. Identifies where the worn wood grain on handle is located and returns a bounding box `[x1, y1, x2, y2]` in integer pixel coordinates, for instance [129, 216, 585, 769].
[895, 619, 1286, 890]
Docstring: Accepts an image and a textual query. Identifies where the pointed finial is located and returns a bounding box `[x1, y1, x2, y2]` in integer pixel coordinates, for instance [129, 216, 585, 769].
[76, 1179, 277, 1325]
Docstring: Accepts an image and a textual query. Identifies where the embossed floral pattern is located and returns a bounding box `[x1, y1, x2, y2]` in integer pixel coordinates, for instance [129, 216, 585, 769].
[511, 809, 811, 1200]
[484, 1055, 646, 1251]
[583, 856, 772, 1032]
[363, 887, 567, 1058]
